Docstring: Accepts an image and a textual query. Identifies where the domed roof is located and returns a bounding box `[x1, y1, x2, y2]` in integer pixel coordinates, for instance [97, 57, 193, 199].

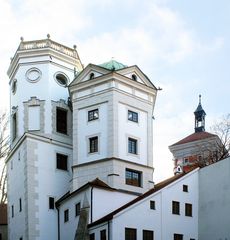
[99, 59, 127, 71]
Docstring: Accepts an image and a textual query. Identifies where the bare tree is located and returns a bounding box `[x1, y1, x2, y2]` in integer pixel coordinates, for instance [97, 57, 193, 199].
[0, 111, 9, 204]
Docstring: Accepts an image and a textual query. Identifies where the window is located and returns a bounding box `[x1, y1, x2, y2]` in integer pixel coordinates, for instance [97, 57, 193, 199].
[183, 184, 188, 192]
[128, 138, 137, 154]
[128, 110, 138, 123]
[125, 228, 136, 240]
[55, 73, 68, 86]
[75, 202, 80, 216]
[88, 109, 99, 121]
[49, 197, 55, 209]
[19, 198, 22, 212]
[143, 230, 154, 240]
[172, 201, 180, 215]
[56, 153, 68, 171]
[89, 136, 98, 153]
[100, 229, 106, 240]
[150, 200, 155, 210]
[56, 108, 67, 134]
[126, 169, 141, 187]
[12, 205, 14, 218]
[90, 233, 95, 240]
[174, 234, 183, 240]
[89, 73, 95, 80]
[12, 79, 17, 94]
[19, 238, 23, 240]
[131, 74, 137, 81]
[64, 209, 69, 222]
[0, 233, 2, 240]
[12, 112, 17, 140]
[185, 203, 192, 217]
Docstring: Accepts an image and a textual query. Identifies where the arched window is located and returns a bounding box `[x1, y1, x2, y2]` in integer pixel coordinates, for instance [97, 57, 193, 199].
[131, 74, 137, 81]
[89, 73, 95, 80]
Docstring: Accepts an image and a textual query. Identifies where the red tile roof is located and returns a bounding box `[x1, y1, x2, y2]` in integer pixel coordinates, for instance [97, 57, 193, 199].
[170, 131, 218, 147]
[0, 204, 7, 225]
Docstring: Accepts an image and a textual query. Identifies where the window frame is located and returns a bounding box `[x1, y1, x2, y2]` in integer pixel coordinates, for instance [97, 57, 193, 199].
[128, 110, 138, 123]
[56, 153, 68, 171]
[89, 233, 95, 240]
[49, 197, 55, 210]
[88, 109, 99, 122]
[174, 233, 183, 240]
[128, 137, 138, 155]
[143, 230, 154, 240]
[56, 107, 68, 135]
[172, 201, 180, 215]
[125, 168, 142, 187]
[125, 228, 137, 240]
[75, 202, 80, 217]
[89, 136, 98, 153]
[19, 198, 22, 212]
[150, 200, 155, 210]
[100, 229, 106, 240]
[12, 112, 17, 141]
[64, 209, 69, 223]
[185, 203, 192, 217]
[183, 184, 188, 192]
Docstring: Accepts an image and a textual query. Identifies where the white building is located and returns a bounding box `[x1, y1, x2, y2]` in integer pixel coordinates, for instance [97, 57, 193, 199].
[6, 36, 200, 240]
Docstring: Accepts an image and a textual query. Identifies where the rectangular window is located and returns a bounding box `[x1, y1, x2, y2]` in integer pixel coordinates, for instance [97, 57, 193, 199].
[174, 234, 183, 240]
[75, 202, 80, 216]
[183, 184, 188, 192]
[19, 198, 22, 212]
[64, 209, 69, 222]
[12, 113, 17, 140]
[49, 197, 55, 209]
[56, 108, 67, 134]
[89, 136, 98, 153]
[88, 109, 99, 121]
[19, 238, 23, 240]
[143, 230, 154, 240]
[128, 110, 138, 122]
[11, 205, 14, 218]
[185, 203, 192, 217]
[90, 233, 95, 240]
[125, 228, 136, 240]
[100, 229, 106, 240]
[0, 233, 2, 240]
[150, 200, 155, 210]
[172, 201, 180, 215]
[128, 138, 137, 154]
[126, 169, 141, 187]
[56, 153, 68, 171]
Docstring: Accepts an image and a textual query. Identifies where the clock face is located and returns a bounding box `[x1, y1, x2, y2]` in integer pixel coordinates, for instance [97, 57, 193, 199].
[26, 68, 42, 82]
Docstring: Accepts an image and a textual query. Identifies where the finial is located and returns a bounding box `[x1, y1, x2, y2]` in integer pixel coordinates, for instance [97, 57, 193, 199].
[199, 94, 201, 104]
[20, 37, 24, 42]
[73, 45, 77, 50]
[47, 34, 50, 39]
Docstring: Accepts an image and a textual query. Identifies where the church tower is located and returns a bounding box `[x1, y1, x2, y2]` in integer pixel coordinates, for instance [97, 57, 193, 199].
[194, 95, 206, 133]
[6, 35, 82, 240]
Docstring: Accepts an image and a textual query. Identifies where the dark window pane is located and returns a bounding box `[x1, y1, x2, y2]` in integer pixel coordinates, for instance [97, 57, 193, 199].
[90, 233, 95, 240]
[75, 202, 80, 216]
[185, 203, 192, 217]
[89, 137, 98, 153]
[126, 169, 141, 187]
[100, 229, 106, 240]
[128, 138, 137, 154]
[56, 108, 67, 134]
[183, 185, 188, 192]
[125, 228, 136, 240]
[64, 209, 69, 222]
[150, 201, 155, 210]
[12, 113, 17, 140]
[19, 198, 22, 212]
[143, 230, 154, 240]
[56, 153, 68, 171]
[172, 201, 180, 215]
[88, 109, 99, 121]
[49, 197, 55, 209]
[174, 234, 183, 240]
[128, 110, 138, 122]
[11, 205, 14, 218]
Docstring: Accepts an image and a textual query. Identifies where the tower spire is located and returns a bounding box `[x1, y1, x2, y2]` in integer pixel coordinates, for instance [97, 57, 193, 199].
[194, 95, 206, 133]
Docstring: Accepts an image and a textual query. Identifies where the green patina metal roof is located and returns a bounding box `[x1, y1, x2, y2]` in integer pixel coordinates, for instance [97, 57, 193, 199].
[99, 59, 127, 71]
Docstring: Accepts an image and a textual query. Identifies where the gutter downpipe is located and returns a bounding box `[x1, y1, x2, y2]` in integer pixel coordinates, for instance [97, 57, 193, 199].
[91, 186, 94, 223]
[57, 206, 60, 240]
[108, 220, 111, 240]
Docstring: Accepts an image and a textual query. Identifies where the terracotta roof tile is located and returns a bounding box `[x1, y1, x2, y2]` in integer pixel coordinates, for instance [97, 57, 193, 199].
[170, 131, 217, 146]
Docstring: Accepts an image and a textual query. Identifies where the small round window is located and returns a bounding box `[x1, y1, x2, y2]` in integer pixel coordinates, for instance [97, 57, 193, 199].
[55, 72, 69, 87]
[12, 79, 17, 94]
[26, 68, 42, 82]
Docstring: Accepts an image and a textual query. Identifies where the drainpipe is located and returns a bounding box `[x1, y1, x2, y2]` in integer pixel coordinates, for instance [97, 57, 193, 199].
[108, 221, 110, 240]
[57, 207, 60, 240]
[91, 187, 94, 223]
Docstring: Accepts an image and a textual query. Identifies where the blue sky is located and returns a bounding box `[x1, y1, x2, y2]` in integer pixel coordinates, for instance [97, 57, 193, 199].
[0, 0, 229, 181]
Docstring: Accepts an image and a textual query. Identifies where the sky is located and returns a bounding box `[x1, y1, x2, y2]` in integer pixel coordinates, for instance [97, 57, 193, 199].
[0, 0, 230, 182]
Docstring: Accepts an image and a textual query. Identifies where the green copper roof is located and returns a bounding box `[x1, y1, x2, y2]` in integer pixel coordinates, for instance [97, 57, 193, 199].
[99, 60, 127, 71]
